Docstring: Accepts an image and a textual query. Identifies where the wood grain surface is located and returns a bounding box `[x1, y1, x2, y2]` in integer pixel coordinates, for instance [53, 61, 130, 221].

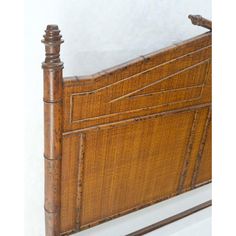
[42, 25, 64, 236]
[60, 32, 212, 234]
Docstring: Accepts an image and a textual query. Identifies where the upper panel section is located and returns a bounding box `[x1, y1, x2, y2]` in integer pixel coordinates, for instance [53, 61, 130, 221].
[62, 32, 211, 132]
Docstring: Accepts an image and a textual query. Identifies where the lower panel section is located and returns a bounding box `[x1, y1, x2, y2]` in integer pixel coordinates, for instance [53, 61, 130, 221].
[60, 106, 211, 234]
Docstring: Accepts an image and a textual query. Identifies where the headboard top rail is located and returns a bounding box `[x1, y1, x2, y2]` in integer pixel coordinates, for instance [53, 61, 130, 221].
[63, 15, 211, 86]
[63, 32, 211, 87]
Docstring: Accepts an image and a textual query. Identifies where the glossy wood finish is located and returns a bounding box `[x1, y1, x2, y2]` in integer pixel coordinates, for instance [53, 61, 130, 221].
[43, 16, 212, 236]
[42, 25, 64, 236]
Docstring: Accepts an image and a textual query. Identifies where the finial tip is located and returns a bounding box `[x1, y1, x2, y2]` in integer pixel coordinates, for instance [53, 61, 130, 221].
[42, 24, 63, 45]
[46, 25, 59, 31]
[188, 14, 212, 31]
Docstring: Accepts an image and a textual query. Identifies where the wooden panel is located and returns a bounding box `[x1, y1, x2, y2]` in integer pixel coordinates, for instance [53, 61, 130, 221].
[59, 32, 212, 235]
[79, 109, 197, 228]
[60, 106, 211, 234]
[63, 33, 212, 132]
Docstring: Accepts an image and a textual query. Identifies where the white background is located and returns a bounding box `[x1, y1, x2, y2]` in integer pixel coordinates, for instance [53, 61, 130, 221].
[24, 0, 211, 235]
[25, 0, 211, 77]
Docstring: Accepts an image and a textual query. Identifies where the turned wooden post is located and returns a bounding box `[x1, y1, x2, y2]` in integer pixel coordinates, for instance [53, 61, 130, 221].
[42, 25, 64, 236]
[188, 15, 212, 31]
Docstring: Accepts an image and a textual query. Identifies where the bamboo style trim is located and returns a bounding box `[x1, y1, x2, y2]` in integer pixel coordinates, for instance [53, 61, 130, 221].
[42, 25, 64, 236]
[76, 133, 86, 230]
[61, 182, 210, 235]
[177, 111, 199, 193]
[191, 108, 212, 187]
[63, 103, 211, 136]
[61, 181, 211, 235]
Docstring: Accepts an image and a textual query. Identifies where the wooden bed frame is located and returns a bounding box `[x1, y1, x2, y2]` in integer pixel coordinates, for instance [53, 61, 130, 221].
[42, 15, 212, 236]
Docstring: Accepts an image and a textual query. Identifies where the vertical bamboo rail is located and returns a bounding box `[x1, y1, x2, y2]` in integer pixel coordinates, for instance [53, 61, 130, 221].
[42, 25, 64, 236]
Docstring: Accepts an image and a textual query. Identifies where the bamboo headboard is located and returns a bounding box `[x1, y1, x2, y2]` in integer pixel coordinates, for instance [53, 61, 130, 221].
[42, 15, 212, 236]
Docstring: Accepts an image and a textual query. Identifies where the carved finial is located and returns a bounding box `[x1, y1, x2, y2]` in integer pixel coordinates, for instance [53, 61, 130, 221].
[188, 15, 212, 31]
[42, 25, 64, 69]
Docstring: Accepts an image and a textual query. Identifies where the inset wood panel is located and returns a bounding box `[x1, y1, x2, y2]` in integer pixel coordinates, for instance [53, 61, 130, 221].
[78, 109, 203, 228]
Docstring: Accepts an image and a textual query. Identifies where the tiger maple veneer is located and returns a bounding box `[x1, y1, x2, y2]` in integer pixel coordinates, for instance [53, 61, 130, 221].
[42, 15, 212, 236]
